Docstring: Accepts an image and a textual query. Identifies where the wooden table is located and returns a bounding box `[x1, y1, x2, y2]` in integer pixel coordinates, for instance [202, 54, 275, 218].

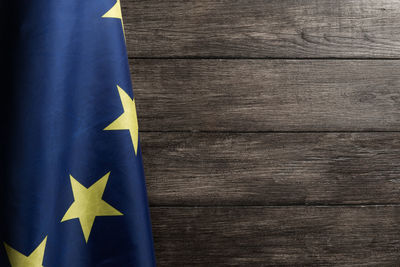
[124, 0, 400, 265]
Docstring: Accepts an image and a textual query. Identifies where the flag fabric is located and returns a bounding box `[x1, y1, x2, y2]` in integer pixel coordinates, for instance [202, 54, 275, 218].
[0, 0, 156, 266]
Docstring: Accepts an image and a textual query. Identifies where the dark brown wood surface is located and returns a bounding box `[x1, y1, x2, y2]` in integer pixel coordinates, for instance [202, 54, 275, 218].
[151, 206, 400, 266]
[123, 0, 400, 58]
[125, 0, 400, 265]
[132, 59, 400, 132]
[142, 132, 400, 206]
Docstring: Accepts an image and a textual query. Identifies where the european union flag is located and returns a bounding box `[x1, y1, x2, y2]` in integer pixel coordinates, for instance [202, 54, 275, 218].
[0, 0, 156, 266]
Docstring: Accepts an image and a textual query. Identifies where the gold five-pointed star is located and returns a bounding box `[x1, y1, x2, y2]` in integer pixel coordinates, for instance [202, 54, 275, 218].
[4, 236, 47, 267]
[61, 172, 123, 243]
[104, 85, 139, 155]
[102, 0, 126, 40]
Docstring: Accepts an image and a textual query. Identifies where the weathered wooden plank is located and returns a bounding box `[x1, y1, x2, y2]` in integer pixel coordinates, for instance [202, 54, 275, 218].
[123, 0, 400, 58]
[132, 59, 400, 132]
[141, 132, 400, 206]
[151, 206, 400, 266]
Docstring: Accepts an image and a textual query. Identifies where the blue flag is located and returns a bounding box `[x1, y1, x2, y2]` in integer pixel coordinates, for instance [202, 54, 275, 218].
[0, 0, 156, 266]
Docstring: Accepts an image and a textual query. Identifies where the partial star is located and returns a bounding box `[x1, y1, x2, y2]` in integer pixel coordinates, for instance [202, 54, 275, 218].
[102, 0, 126, 40]
[4, 236, 47, 267]
[105, 85, 139, 156]
[61, 172, 123, 243]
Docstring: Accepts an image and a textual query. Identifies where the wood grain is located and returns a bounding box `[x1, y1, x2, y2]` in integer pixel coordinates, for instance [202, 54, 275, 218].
[123, 0, 400, 58]
[132, 59, 400, 132]
[142, 132, 400, 206]
[125, 1, 400, 265]
[151, 206, 400, 266]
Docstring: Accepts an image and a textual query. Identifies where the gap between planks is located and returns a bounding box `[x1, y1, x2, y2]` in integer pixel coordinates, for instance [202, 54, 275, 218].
[139, 130, 400, 133]
[130, 57, 400, 60]
[149, 204, 400, 208]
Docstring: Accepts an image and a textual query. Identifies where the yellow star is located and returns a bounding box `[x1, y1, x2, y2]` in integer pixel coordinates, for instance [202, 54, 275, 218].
[104, 85, 139, 156]
[61, 172, 123, 243]
[4, 236, 47, 267]
[102, 0, 126, 40]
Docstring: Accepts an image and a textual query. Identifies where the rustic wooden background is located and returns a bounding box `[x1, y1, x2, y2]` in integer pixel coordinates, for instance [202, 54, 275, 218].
[123, 0, 400, 266]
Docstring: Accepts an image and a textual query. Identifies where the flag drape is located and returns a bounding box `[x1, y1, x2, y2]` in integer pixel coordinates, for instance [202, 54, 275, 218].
[0, 0, 156, 266]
